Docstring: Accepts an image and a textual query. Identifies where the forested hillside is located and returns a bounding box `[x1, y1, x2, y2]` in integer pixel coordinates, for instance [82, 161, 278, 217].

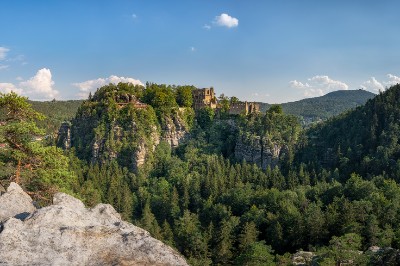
[2, 84, 400, 265]
[297, 84, 400, 180]
[259, 89, 375, 124]
[29, 100, 83, 134]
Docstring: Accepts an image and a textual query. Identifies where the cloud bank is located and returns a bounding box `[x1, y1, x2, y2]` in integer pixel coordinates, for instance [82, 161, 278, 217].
[0, 83, 23, 94]
[0, 68, 58, 100]
[290, 75, 348, 97]
[73, 75, 144, 99]
[360, 74, 400, 92]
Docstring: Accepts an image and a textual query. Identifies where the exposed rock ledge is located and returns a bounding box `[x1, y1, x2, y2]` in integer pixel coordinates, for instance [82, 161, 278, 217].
[0, 183, 188, 266]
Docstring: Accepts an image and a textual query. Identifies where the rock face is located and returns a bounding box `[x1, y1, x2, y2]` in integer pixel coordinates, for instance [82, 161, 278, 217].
[56, 121, 72, 150]
[0, 183, 188, 266]
[235, 133, 288, 170]
[62, 113, 188, 171]
[161, 114, 189, 148]
[0, 182, 35, 222]
[291, 251, 316, 265]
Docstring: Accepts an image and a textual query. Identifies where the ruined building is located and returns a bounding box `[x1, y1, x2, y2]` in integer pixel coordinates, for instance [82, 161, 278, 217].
[229, 101, 260, 115]
[114, 93, 147, 109]
[192, 88, 259, 115]
[192, 88, 218, 110]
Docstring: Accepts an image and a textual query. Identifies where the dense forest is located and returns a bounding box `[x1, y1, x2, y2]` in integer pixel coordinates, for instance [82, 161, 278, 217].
[1, 83, 400, 265]
[29, 99, 83, 134]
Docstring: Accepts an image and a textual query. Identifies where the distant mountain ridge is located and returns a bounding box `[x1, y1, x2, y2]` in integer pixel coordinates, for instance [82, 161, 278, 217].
[258, 89, 375, 123]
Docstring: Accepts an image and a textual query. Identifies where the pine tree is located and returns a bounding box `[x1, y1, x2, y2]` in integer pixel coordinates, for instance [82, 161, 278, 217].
[238, 221, 259, 252]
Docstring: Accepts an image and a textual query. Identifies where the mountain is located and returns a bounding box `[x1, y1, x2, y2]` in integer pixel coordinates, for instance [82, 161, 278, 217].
[258, 89, 375, 124]
[297, 84, 400, 181]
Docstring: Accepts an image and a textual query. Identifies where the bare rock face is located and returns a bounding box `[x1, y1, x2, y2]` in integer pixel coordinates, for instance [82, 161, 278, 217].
[0, 183, 188, 266]
[291, 251, 316, 265]
[161, 114, 189, 148]
[234, 133, 288, 170]
[56, 121, 72, 150]
[0, 182, 36, 222]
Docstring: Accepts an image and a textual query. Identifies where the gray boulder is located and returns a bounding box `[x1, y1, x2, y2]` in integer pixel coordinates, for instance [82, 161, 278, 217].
[0, 183, 187, 266]
[0, 182, 36, 222]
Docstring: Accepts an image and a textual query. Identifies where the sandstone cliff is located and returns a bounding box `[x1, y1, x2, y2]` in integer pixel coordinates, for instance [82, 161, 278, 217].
[60, 108, 189, 171]
[160, 111, 190, 148]
[235, 133, 289, 170]
[56, 121, 72, 150]
[0, 183, 188, 266]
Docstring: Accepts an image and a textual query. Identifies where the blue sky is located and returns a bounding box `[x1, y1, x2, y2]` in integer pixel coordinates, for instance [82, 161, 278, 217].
[1, 0, 400, 102]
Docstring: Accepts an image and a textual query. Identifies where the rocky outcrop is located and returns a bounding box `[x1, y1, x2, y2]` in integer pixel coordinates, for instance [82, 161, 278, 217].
[0, 183, 188, 266]
[291, 251, 316, 265]
[58, 101, 190, 171]
[0, 182, 35, 222]
[88, 113, 188, 169]
[235, 133, 288, 170]
[56, 121, 71, 150]
[161, 114, 189, 148]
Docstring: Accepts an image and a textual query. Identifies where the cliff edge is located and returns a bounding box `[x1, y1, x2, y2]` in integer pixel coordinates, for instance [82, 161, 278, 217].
[0, 183, 188, 266]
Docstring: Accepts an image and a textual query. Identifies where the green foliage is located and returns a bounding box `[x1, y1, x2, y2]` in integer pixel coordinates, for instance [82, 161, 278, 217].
[267, 104, 283, 115]
[142, 83, 178, 115]
[176, 86, 194, 107]
[196, 107, 215, 129]
[235, 241, 276, 266]
[28, 99, 83, 134]
[218, 94, 230, 115]
[0, 92, 78, 203]
[317, 233, 364, 265]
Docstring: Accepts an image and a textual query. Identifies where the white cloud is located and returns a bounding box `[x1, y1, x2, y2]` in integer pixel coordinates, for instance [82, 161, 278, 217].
[359, 74, 400, 93]
[73, 75, 144, 99]
[203, 24, 211, 30]
[289, 80, 310, 89]
[290, 75, 348, 97]
[0, 47, 10, 60]
[0, 65, 9, 70]
[0, 83, 23, 94]
[19, 68, 58, 99]
[360, 77, 384, 92]
[214, 13, 239, 28]
[308, 75, 349, 91]
[385, 74, 400, 86]
[0, 68, 58, 100]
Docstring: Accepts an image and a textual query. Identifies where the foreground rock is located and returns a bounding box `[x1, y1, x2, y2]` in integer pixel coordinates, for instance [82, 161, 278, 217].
[0, 183, 187, 266]
[0, 182, 35, 222]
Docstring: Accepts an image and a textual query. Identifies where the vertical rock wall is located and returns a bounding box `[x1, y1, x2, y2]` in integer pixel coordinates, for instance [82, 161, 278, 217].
[234, 133, 288, 170]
